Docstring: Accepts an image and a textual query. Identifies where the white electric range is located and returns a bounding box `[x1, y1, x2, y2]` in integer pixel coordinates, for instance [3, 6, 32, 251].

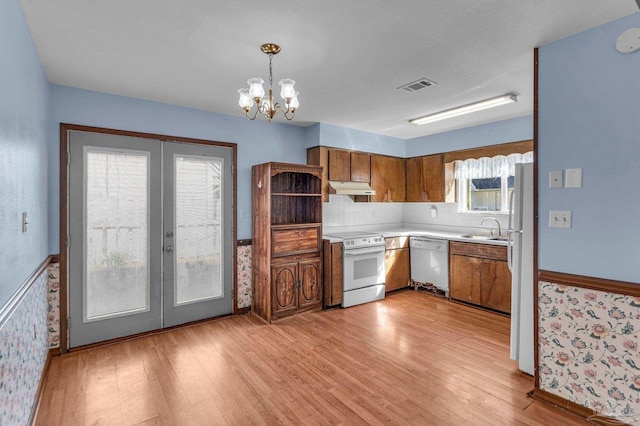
[323, 231, 386, 307]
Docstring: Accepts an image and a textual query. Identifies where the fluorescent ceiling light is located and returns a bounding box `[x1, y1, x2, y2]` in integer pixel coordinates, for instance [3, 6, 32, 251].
[409, 94, 517, 125]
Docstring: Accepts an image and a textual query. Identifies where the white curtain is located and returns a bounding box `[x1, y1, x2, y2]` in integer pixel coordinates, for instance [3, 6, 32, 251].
[454, 151, 533, 179]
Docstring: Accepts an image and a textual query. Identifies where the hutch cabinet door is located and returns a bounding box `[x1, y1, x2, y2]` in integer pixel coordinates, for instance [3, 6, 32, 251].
[298, 258, 322, 308]
[271, 262, 299, 315]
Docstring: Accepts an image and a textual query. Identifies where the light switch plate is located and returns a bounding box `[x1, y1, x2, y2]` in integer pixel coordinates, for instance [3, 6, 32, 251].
[565, 168, 582, 188]
[549, 210, 572, 228]
[549, 171, 563, 188]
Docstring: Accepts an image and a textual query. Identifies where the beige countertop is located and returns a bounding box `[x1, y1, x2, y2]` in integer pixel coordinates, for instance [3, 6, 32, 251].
[323, 227, 508, 246]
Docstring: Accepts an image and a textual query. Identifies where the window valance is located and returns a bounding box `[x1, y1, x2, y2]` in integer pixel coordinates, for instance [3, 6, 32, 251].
[454, 151, 533, 179]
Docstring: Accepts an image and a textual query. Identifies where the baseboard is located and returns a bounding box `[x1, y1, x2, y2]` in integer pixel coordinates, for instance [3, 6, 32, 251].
[236, 306, 251, 315]
[29, 348, 57, 426]
[529, 388, 631, 425]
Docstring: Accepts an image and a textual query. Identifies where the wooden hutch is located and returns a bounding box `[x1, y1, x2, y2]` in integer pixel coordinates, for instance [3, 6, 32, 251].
[252, 162, 323, 322]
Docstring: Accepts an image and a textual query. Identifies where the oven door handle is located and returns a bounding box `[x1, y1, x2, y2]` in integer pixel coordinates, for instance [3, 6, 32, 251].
[343, 247, 385, 256]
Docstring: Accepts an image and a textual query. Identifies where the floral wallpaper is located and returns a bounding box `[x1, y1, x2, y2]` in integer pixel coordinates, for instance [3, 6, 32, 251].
[47, 263, 60, 348]
[538, 281, 640, 423]
[0, 267, 49, 425]
[237, 245, 252, 309]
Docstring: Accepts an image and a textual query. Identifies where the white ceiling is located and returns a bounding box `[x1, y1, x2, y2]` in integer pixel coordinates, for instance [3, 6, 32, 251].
[19, 0, 639, 140]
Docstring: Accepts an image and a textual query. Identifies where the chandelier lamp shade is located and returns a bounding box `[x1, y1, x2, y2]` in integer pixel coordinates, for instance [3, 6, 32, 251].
[238, 43, 299, 122]
[409, 94, 517, 125]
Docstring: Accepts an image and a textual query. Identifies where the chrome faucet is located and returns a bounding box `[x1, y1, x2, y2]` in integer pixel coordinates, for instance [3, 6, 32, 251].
[481, 217, 501, 237]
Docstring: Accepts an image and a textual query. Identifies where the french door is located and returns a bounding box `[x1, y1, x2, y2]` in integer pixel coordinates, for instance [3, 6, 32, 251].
[68, 130, 233, 348]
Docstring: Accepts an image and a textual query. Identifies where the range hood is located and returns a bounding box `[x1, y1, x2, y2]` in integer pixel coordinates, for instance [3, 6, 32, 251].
[329, 181, 376, 196]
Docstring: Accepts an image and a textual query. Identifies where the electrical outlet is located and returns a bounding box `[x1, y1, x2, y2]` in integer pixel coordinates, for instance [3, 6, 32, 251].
[549, 210, 572, 228]
[549, 171, 563, 188]
[22, 212, 28, 233]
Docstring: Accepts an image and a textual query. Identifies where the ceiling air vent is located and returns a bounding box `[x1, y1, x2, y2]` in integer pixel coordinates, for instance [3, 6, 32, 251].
[398, 78, 437, 92]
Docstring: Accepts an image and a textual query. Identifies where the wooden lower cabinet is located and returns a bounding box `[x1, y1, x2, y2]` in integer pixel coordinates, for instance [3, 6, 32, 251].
[480, 259, 511, 312]
[299, 259, 323, 308]
[271, 257, 322, 319]
[449, 241, 511, 314]
[272, 262, 298, 316]
[449, 254, 482, 305]
[384, 237, 410, 292]
[323, 240, 343, 307]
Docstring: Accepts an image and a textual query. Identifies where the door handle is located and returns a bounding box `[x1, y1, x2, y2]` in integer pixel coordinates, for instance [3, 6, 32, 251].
[165, 245, 174, 253]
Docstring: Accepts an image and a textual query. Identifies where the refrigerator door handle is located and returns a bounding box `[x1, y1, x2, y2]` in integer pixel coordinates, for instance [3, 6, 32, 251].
[505, 229, 522, 272]
[508, 190, 515, 231]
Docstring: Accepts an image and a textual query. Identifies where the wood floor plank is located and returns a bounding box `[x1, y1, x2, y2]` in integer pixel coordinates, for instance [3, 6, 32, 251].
[36, 291, 590, 425]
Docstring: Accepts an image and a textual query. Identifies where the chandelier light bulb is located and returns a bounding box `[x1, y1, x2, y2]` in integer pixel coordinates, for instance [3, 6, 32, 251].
[279, 79, 296, 101]
[248, 78, 265, 100]
[237, 88, 253, 110]
[289, 92, 299, 110]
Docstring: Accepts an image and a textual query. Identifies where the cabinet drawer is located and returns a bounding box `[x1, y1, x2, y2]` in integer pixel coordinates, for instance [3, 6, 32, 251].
[385, 236, 409, 250]
[449, 241, 507, 261]
[272, 226, 321, 257]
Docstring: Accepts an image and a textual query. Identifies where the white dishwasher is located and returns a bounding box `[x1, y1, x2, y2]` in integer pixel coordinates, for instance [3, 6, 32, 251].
[410, 237, 449, 296]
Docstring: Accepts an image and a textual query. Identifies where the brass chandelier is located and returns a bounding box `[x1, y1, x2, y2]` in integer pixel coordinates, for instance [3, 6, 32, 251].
[237, 43, 299, 122]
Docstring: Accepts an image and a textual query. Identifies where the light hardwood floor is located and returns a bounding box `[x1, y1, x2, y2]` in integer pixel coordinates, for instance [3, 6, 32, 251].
[37, 291, 588, 425]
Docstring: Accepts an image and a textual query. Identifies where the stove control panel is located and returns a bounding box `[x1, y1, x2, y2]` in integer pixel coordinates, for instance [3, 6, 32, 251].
[343, 236, 384, 248]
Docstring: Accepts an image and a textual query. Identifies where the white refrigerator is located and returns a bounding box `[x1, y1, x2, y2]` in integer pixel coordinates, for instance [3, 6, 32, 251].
[508, 163, 534, 375]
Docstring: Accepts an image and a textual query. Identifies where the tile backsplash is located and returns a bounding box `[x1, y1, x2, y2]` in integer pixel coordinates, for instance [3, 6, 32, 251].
[323, 195, 509, 234]
[403, 202, 509, 234]
[323, 195, 403, 228]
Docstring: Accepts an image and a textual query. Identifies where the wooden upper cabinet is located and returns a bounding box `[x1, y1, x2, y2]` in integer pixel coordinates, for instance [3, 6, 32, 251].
[406, 154, 445, 202]
[328, 149, 350, 181]
[350, 152, 370, 183]
[370, 155, 406, 202]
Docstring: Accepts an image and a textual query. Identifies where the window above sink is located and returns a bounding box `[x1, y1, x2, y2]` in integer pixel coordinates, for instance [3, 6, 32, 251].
[455, 151, 533, 214]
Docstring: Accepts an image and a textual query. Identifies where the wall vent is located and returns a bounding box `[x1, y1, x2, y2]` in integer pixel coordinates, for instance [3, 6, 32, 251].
[398, 78, 437, 92]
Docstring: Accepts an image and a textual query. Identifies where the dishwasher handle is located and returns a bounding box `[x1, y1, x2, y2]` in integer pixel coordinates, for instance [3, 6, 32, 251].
[410, 237, 449, 251]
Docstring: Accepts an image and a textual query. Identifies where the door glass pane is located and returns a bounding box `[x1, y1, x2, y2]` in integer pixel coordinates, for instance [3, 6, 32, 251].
[85, 148, 150, 321]
[174, 155, 223, 304]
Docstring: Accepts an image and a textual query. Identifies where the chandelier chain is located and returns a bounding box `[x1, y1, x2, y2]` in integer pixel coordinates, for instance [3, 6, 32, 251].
[268, 54, 273, 87]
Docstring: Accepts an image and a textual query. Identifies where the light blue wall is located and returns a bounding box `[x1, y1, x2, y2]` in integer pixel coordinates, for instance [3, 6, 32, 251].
[309, 123, 406, 157]
[538, 13, 640, 282]
[49, 85, 309, 245]
[405, 115, 533, 157]
[0, 0, 50, 306]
